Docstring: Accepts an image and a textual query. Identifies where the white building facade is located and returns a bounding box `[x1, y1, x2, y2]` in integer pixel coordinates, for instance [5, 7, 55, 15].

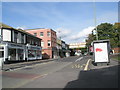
[0, 23, 42, 63]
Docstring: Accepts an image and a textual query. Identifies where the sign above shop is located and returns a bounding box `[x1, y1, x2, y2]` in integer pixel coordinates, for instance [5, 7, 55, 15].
[27, 45, 41, 50]
[8, 43, 25, 49]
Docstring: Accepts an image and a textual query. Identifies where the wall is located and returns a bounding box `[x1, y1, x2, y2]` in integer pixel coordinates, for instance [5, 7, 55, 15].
[112, 47, 120, 54]
[42, 48, 52, 59]
[26, 29, 57, 59]
[3, 29, 11, 42]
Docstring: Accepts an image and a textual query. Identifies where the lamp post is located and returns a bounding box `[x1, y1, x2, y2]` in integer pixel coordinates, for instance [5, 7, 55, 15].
[93, 0, 98, 40]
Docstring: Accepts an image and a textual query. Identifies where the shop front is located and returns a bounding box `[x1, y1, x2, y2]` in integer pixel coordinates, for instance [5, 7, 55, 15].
[0, 42, 26, 62]
[0, 44, 4, 69]
[7, 43, 26, 61]
[52, 47, 57, 59]
[26, 44, 42, 60]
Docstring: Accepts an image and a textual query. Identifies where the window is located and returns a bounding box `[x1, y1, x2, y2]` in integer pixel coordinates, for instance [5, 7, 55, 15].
[21, 34, 24, 44]
[28, 50, 36, 58]
[34, 33, 37, 36]
[41, 41, 44, 47]
[47, 32, 51, 37]
[8, 48, 16, 60]
[14, 32, 18, 43]
[48, 40, 51, 46]
[40, 32, 44, 37]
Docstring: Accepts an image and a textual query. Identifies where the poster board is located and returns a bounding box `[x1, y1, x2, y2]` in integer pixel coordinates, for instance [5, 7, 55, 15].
[93, 40, 110, 63]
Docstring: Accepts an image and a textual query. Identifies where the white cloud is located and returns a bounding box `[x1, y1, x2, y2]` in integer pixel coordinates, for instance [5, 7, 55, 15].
[69, 26, 95, 40]
[55, 27, 71, 39]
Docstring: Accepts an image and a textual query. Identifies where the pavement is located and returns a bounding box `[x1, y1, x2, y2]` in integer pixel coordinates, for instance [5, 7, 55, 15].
[2, 58, 57, 71]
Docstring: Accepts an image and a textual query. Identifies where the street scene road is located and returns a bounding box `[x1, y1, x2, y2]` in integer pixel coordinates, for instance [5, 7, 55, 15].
[1, 55, 119, 88]
[1, 1, 120, 89]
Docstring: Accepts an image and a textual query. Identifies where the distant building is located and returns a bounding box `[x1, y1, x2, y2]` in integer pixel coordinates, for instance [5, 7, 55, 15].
[26, 28, 57, 59]
[65, 44, 70, 57]
[0, 23, 42, 63]
[56, 38, 62, 58]
[69, 42, 86, 49]
[61, 40, 66, 57]
[69, 42, 86, 56]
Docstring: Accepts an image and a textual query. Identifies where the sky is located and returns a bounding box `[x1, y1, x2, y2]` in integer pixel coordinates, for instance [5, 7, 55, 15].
[2, 2, 118, 44]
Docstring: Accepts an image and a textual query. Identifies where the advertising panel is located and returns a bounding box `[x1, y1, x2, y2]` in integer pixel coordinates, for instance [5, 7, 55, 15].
[94, 42, 109, 63]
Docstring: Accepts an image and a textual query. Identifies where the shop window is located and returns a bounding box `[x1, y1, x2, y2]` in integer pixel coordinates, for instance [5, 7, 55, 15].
[36, 50, 41, 57]
[8, 49, 16, 60]
[28, 50, 36, 58]
[17, 49, 24, 60]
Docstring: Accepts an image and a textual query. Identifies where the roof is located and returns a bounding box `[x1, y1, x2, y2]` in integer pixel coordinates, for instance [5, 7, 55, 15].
[25, 28, 45, 30]
[0, 23, 42, 40]
[92, 39, 110, 43]
[0, 23, 14, 29]
[25, 28, 56, 33]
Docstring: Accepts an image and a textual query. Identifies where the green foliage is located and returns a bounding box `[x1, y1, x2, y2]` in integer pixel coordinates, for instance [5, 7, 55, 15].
[86, 23, 120, 48]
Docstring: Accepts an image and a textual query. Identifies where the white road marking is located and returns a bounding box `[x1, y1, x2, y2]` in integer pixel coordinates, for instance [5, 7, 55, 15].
[75, 57, 83, 62]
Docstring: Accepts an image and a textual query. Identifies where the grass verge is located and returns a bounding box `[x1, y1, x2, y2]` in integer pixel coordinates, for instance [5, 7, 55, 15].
[111, 54, 120, 61]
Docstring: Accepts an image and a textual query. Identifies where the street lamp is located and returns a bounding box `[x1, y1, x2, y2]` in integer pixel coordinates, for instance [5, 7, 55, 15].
[93, 0, 98, 40]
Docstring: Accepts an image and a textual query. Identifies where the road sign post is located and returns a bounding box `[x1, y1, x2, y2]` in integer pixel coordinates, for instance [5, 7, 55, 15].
[93, 40, 110, 65]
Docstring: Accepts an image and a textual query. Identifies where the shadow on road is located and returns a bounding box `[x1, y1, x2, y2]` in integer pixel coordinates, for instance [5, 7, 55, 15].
[64, 65, 119, 88]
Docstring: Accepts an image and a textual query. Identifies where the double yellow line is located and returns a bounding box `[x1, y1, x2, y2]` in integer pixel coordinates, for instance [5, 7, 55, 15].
[84, 59, 91, 71]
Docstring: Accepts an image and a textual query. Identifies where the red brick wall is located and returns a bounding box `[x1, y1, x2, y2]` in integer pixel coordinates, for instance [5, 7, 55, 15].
[42, 48, 52, 59]
[112, 47, 120, 53]
[26, 29, 56, 59]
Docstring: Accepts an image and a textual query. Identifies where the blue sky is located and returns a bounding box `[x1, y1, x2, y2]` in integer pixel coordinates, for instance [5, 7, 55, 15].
[2, 2, 118, 44]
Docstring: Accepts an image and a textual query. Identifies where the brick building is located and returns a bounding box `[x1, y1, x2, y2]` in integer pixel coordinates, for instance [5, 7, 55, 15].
[26, 28, 57, 59]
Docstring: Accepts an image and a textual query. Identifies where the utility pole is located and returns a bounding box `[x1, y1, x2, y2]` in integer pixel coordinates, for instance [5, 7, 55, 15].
[93, 0, 98, 40]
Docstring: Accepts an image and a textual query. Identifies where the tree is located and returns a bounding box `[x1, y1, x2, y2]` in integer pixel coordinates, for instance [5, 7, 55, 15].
[112, 23, 120, 47]
[86, 23, 120, 49]
[86, 34, 96, 47]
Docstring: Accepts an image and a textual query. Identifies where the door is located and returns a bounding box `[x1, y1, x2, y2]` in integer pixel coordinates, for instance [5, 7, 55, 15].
[0, 47, 4, 69]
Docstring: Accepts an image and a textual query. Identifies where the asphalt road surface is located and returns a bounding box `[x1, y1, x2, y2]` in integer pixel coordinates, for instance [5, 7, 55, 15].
[1, 56, 119, 89]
